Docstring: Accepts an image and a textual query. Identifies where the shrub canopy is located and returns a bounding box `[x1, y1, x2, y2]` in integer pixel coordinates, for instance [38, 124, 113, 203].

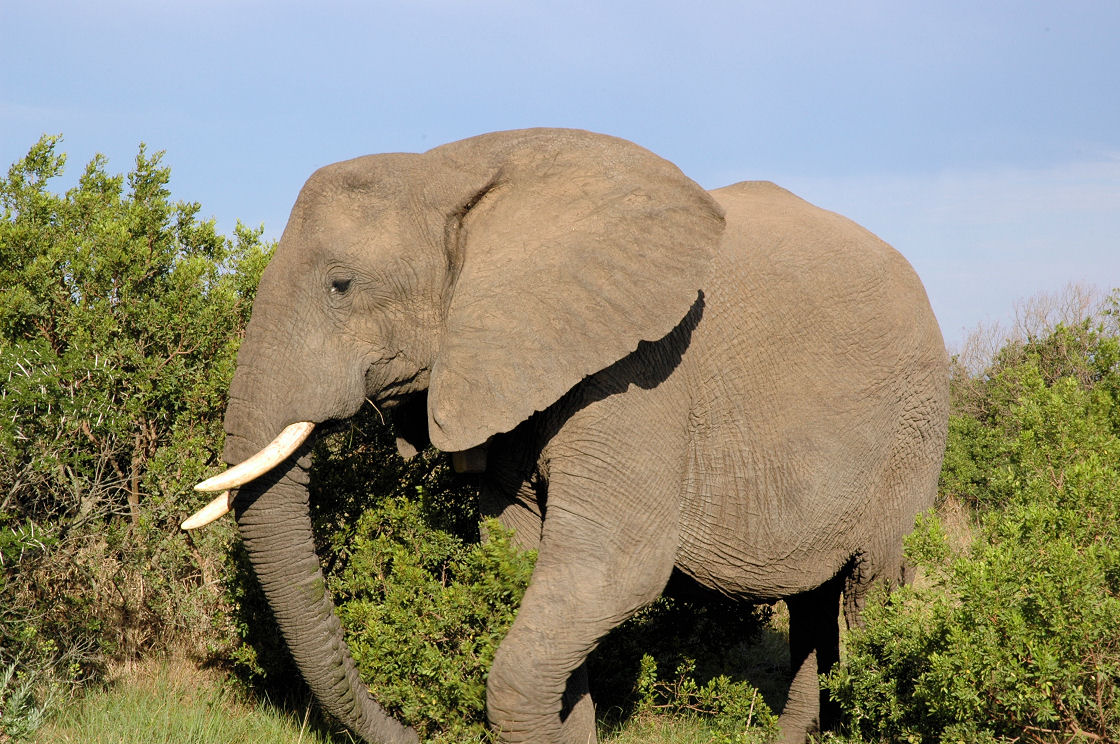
[828, 301, 1120, 743]
[0, 136, 270, 735]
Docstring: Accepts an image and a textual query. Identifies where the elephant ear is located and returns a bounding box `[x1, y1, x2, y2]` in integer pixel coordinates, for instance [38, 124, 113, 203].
[426, 129, 724, 453]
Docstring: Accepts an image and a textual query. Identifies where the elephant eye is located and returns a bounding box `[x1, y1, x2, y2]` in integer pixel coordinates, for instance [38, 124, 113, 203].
[329, 278, 352, 295]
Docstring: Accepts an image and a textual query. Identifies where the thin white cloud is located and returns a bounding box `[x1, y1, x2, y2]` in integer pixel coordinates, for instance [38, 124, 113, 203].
[0, 102, 69, 123]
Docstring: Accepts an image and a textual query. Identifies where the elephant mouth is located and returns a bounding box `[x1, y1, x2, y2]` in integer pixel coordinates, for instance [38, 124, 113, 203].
[366, 362, 429, 408]
[372, 392, 409, 410]
[183, 382, 418, 532]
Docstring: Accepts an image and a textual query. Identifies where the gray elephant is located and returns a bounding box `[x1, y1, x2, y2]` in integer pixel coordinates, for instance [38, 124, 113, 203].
[185, 128, 948, 744]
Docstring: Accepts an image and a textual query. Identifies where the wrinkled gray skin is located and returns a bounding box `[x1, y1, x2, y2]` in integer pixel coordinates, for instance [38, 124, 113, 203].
[219, 129, 948, 744]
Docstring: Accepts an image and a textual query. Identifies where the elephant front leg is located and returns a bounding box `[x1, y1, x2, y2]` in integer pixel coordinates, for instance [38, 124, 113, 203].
[485, 505, 677, 744]
[480, 476, 544, 553]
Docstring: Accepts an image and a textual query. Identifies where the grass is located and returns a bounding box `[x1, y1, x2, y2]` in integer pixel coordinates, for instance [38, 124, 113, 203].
[28, 603, 796, 744]
[31, 654, 778, 744]
[603, 713, 753, 743]
[34, 657, 346, 744]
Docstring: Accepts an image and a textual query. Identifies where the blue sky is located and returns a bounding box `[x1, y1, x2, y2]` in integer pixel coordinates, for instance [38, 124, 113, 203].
[3, 0, 1118, 346]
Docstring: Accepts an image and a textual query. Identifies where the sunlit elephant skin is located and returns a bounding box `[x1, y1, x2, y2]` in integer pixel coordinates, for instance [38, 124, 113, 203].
[210, 129, 949, 744]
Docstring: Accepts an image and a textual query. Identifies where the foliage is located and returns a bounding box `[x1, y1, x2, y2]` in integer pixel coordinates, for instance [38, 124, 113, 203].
[590, 587, 778, 741]
[942, 304, 1120, 511]
[0, 136, 271, 738]
[1, 135, 270, 523]
[626, 655, 778, 743]
[336, 501, 534, 742]
[826, 304, 1120, 743]
[0, 658, 56, 740]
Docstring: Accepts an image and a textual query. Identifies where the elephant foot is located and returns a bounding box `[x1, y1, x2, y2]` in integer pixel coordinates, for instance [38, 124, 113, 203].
[486, 660, 597, 744]
[559, 663, 597, 744]
[779, 579, 843, 743]
[776, 656, 822, 744]
[776, 724, 813, 744]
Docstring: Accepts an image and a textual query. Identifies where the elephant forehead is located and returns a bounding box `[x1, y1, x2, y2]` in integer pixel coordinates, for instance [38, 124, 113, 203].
[303, 152, 422, 196]
[282, 196, 413, 264]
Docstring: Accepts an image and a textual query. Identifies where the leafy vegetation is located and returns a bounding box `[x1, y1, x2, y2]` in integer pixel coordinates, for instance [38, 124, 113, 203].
[0, 136, 270, 738]
[336, 502, 533, 741]
[826, 294, 1120, 743]
[627, 655, 778, 743]
[591, 589, 779, 742]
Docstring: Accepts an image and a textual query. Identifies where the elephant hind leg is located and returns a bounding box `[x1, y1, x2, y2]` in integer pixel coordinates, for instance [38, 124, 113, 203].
[779, 575, 844, 744]
[842, 531, 915, 630]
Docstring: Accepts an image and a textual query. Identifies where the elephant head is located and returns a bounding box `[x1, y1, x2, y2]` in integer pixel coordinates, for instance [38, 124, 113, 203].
[186, 129, 725, 743]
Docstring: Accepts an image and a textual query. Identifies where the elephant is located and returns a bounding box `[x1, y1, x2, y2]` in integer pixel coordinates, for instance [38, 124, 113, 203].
[185, 128, 949, 744]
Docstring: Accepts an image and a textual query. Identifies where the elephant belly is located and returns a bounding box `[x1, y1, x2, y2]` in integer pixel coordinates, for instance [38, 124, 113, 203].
[674, 425, 872, 601]
[671, 182, 945, 600]
[671, 310, 909, 601]
[672, 271, 906, 598]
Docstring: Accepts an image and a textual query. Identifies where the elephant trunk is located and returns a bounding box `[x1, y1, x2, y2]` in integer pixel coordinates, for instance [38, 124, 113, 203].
[213, 272, 417, 744]
[233, 456, 417, 744]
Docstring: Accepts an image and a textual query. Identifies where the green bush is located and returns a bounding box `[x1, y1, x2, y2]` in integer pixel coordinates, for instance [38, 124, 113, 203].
[591, 589, 777, 741]
[627, 654, 778, 743]
[826, 309, 1120, 743]
[941, 314, 1120, 511]
[336, 501, 533, 742]
[0, 136, 270, 737]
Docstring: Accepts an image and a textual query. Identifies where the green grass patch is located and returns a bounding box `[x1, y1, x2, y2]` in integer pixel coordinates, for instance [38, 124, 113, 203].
[602, 711, 772, 744]
[35, 658, 343, 744]
[33, 654, 777, 744]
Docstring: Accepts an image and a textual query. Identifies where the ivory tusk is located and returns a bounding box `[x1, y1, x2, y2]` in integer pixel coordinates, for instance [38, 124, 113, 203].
[194, 421, 315, 493]
[181, 490, 234, 530]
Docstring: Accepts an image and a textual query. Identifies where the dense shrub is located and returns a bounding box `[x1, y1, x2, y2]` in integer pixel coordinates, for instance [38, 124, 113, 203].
[942, 310, 1120, 511]
[0, 136, 271, 736]
[591, 586, 777, 741]
[826, 304, 1120, 743]
[336, 502, 533, 742]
